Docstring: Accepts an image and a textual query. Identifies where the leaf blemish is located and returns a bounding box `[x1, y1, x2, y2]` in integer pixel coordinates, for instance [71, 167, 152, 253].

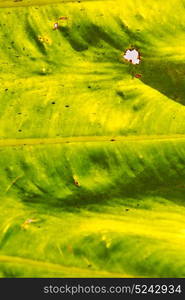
[73, 175, 80, 187]
[53, 22, 59, 30]
[123, 49, 141, 64]
[135, 73, 142, 78]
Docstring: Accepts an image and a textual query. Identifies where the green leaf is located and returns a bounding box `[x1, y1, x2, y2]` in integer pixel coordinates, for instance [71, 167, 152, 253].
[0, 0, 185, 277]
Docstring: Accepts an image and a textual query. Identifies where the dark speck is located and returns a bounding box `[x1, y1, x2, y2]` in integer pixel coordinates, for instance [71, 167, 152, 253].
[125, 208, 129, 211]
[52, 102, 55, 104]
[5, 88, 8, 92]
[88, 86, 91, 89]
[110, 139, 115, 142]
[18, 129, 22, 132]
[65, 105, 70, 108]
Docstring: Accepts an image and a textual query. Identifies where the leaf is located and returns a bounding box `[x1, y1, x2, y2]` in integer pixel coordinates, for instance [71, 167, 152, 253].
[0, 0, 185, 277]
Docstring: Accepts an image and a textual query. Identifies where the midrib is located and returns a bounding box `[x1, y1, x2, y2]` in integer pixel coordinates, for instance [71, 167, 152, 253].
[0, 134, 185, 147]
[0, 254, 133, 277]
[0, 0, 106, 9]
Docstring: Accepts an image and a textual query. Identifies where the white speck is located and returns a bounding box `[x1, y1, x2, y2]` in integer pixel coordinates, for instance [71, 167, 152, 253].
[123, 49, 140, 64]
[25, 219, 35, 224]
[54, 23, 59, 29]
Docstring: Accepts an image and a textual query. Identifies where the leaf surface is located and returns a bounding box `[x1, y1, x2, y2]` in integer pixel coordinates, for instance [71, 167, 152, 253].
[0, 0, 185, 277]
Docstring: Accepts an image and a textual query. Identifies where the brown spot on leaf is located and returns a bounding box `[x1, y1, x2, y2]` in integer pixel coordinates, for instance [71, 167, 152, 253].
[135, 73, 142, 78]
[74, 180, 80, 187]
[73, 175, 80, 187]
[59, 16, 68, 20]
